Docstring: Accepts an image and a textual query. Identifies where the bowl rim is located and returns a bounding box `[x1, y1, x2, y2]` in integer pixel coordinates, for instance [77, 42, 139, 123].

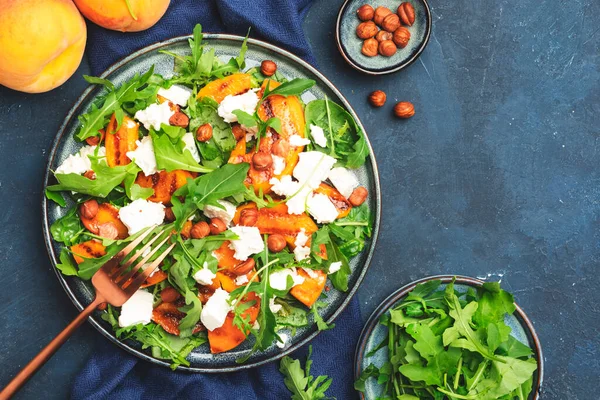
[335, 0, 433, 75]
[41, 33, 382, 372]
[354, 274, 544, 399]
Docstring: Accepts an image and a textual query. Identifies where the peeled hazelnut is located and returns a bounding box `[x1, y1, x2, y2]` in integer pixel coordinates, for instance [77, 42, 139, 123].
[356, 4, 374, 21]
[349, 186, 368, 206]
[209, 218, 227, 235]
[394, 101, 415, 119]
[252, 151, 273, 170]
[393, 27, 411, 48]
[381, 13, 400, 32]
[356, 21, 378, 39]
[272, 139, 290, 157]
[97, 223, 118, 240]
[240, 208, 258, 226]
[85, 129, 105, 146]
[373, 6, 393, 25]
[261, 60, 277, 76]
[191, 221, 211, 239]
[379, 40, 397, 57]
[160, 287, 181, 303]
[80, 199, 99, 219]
[232, 124, 245, 141]
[233, 258, 255, 276]
[169, 112, 189, 128]
[267, 234, 287, 253]
[164, 207, 176, 222]
[361, 38, 379, 57]
[397, 2, 416, 26]
[375, 30, 392, 42]
[196, 123, 213, 142]
[83, 170, 96, 180]
[368, 90, 387, 107]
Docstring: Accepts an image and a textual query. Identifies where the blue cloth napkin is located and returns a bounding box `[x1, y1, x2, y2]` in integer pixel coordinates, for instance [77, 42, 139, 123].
[73, 1, 363, 398]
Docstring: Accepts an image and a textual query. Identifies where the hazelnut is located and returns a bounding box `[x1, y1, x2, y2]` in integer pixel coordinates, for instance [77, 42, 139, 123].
[97, 223, 118, 240]
[169, 112, 189, 128]
[252, 151, 273, 170]
[394, 101, 415, 119]
[373, 6, 393, 25]
[393, 27, 411, 48]
[160, 287, 181, 303]
[375, 30, 392, 42]
[378, 40, 397, 57]
[349, 186, 368, 206]
[267, 234, 287, 253]
[233, 258, 255, 276]
[83, 170, 96, 180]
[240, 208, 258, 226]
[397, 2, 416, 26]
[232, 124, 245, 141]
[261, 60, 277, 76]
[361, 38, 379, 57]
[80, 199, 99, 219]
[164, 207, 176, 222]
[272, 139, 290, 157]
[196, 123, 213, 142]
[368, 90, 387, 107]
[381, 13, 400, 32]
[356, 4, 374, 21]
[191, 221, 211, 239]
[209, 218, 227, 235]
[356, 21, 378, 39]
[85, 129, 105, 146]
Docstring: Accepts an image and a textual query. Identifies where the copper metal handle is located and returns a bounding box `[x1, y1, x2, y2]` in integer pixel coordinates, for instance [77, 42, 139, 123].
[0, 298, 102, 400]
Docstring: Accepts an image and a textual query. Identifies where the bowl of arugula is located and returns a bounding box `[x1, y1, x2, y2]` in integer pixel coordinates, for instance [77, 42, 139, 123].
[42, 24, 381, 371]
[355, 275, 543, 399]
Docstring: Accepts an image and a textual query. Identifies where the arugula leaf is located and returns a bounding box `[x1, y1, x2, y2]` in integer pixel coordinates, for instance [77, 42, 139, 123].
[264, 78, 315, 97]
[45, 189, 67, 207]
[275, 299, 309, 328]
[50, 207, 83, 246]
[311, 301, 334, 331]
[312, 227, 350, 292]
[150, 129, 212, 173]
[474, 281, 516, 328]
[279, 345, 333, 400]
[56, 247, 78, 276]
[330, 204, 371, 258]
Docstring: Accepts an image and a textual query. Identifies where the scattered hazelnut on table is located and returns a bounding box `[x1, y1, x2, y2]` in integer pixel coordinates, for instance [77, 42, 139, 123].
[267, 234, 287, 253]
[375, 30, 392, 42]
[368, 90, 387, 107]
[356, 21, 378, 39]
[397, 2, 416, 26]
[362, 38, 379, 57]
[393, 27, 411, 48]
[209, 218, 227, 235]
[191, 221, 210, 239]
[261, 60, 277, 76]
[80, 199, 98, 219]
[240, 208, 258, 226]
[252, 151, 273, 170]
[349, 187, 368, 206]
[356, 4, 374, 21]
[394, 101, 415, 118]
[379, 40, 397, 57]
[169, 112, 189, 128]
[233, 258, 255, 276]
[381, 13, 400, 32]
[196, 123, 213, 142]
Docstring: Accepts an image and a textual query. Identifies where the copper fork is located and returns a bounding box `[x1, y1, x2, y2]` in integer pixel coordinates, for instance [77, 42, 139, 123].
[0, 226, 176, 399]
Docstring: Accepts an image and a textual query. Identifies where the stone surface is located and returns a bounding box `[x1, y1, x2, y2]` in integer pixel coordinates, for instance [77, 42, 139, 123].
[0, 0, 598, 398]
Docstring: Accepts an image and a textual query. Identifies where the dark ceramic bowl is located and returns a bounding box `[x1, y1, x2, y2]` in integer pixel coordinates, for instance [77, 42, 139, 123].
[355, 275, 544, 399]
[42, 34, 381, 372]
[336, 0, 432, 75]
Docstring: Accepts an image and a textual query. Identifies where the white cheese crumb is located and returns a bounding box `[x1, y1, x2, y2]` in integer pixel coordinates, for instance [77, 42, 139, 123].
[309, 124, 327, 147]
[269, 298, 282, 313]
[289, 134, 311, 147]
[235, 274, 249, 286]
[270, 268, 305, 291]
[158, 85, 192, 106]
[118, 290, 154, 328]
[294, 245, 311, 262]
[200, 288, 231, 331]
[307, 193, 339, 224]
[217, 89, 260, 123]
[276, 332, 289, 348]
[203, 200, 237, 226]
[126, 136, 157, 176]
[286, 186, 312, 215]
[295, 229, 309, 247]
[55, 145, 105, 175]
[134, 102, 175, 131]
[272, 155, 286, 175]
[293, 151, 337, 190]
[193, 262, 216, 285]
[242, 124, 258, 142]
[269, 175, 300, 197]
[181, 131, 201, 162]
[328, 167, 359, 198]
[252, 321, 260, 330]
[302, 267, 319, 279]
[118, 199, 165, 235]
[329, 261, 342, 274]
[228, 226, 265, 261]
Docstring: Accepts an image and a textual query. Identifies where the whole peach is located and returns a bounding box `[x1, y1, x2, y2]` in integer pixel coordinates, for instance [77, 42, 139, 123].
[0, 0, 86, 93]
[73, 0, 170, 32]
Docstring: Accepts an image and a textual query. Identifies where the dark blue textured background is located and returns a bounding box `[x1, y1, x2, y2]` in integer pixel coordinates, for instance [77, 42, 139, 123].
[0, 0, 598, 399]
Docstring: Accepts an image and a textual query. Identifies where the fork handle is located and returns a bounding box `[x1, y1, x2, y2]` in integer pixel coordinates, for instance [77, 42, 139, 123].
[0, 297, 104, 400]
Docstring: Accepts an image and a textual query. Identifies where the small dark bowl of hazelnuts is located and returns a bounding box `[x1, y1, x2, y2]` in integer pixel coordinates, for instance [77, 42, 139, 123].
[336, 0, 431, 75]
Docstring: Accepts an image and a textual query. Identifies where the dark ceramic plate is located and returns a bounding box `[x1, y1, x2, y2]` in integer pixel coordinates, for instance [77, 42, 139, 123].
[42, 34, 381, 372]
[355, 275, 544, 399]
[336, 0, 432, 75]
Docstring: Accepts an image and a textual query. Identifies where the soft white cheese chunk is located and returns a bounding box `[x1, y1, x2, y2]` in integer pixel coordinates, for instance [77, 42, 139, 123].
[295, 229, 309, 247]
[118, 199, 165, 235]
[272, 155, 286, 175]
[269, 298, 282, 313]
[328, 167, 359, 198]
[329, 261, 342, 274]
[217, 89, 260, 123]
[309, 124, 327, 147]
[228, 226, 264, 261]
[269, 175, 300, 197]
[302, 267, 319, 279]
[158, 85, 192, 106]
[289, 134, 311, 147]
[286, 186, 312, 215]
[134, 102, 175, 131]
[235, 274, 249, 286]
[126, 136, 157, 176]
[276, 332, 289, 349]
[118, 290, 154, 328]
[55, 145, 105, 175]
[294, 245, 311, 262]
[293, 151, 337, 190]
[200, 288, 231, 331]
[270, 268, 305, 291]
[203, 200, 237, 226]
[307, 193, 339, 224]
[181, 131, 201, 162]
[193, 262, 217, 285]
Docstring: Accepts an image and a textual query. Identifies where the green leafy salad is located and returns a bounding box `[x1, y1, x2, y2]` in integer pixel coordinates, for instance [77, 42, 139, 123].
[46, 24, 373, 368]
[355, 279, 538, 400]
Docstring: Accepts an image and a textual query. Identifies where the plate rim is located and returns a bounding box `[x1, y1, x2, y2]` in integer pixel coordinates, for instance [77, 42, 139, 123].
[354, 275, 544, 399]
[41, 33, 382, 372]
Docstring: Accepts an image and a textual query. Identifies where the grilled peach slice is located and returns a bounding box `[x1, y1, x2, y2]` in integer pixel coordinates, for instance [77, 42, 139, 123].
[233, 203, 318, 236]
[197, 73, 252, 103]
[141, 270, 168, 288]
[208, 292, 260, 354]
[71, 240, 106, 264]
[290, 269, 327, 308]
[152, 297, 204, 336]
[314, 183, 352, 219]
[105, 113, 139, 167]
[134, 170, 194, 205]
[80, 203, 129, 239]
